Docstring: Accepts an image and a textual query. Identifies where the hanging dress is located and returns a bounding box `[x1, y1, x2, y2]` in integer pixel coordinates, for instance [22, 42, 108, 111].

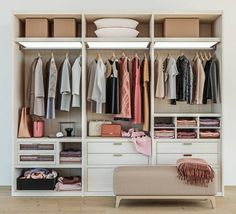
[45, 56, 58, 119]
[155, 57, 165, 98]
[131, 56, 142, 124]
[34, 57, 45, 117]
[87, 58, 106, 114]
[105, 59, 119, 114]
[57, 56, 72, 112]
[72, 56, 82, 108]
[114, 57, 131, 120]
[142, 56, 150, 131]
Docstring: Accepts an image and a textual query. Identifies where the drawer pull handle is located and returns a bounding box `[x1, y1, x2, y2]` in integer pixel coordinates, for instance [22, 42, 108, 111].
[113, 142, 122, 146]
[183, 154, 192, 157]
[113, 153, 122, 157]
[183, 143, 192, 146]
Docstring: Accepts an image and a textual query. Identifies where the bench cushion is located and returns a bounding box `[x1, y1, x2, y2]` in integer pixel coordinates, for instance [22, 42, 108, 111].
[113, 166, 217, 196]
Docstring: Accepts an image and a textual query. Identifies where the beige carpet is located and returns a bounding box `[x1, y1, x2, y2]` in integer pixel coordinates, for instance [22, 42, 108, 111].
[0, 187, 236, 214]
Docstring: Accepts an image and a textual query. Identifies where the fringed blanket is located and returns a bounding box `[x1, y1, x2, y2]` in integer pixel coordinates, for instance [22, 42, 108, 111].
[177, 158, 214, 187]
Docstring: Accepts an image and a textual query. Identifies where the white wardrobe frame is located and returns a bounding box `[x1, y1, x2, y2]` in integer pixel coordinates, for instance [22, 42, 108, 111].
[11, 10, 223, 197]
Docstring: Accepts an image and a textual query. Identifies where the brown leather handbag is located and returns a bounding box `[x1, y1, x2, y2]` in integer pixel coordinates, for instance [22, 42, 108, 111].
[101, 124, 121, 137]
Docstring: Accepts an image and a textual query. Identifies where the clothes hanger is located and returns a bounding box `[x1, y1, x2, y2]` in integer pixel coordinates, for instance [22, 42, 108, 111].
[38, 52, 41, 58]
[121, 52, 126, 58]
[66, 52, 69, 58]
[51, 52, 54, 58]
[96, 52, 101, 60]
[208, 52, 212, 59]
[200, 52, 204, 61]
[204, 52, 209, 61]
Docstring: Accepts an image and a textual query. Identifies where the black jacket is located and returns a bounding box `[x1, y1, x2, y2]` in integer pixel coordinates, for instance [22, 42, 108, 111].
[203, 57, 220, 104]
[176, 55, 193, 104]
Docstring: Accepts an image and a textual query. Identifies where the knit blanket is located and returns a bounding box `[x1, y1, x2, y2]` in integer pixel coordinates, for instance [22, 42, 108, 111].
[176, 158, 214, 187]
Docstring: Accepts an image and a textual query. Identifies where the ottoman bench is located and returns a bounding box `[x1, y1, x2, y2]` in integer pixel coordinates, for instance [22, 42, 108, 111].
[113, 166, 217, 208]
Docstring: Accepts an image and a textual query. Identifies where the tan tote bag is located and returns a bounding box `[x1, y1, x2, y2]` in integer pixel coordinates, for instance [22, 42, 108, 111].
[18, 107, 32, 138]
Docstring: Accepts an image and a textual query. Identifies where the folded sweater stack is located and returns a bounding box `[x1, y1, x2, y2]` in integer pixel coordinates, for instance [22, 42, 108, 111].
[200, 118, 220, 127]
[154, 130, 175, 139]
[60, 149, 82, 163]
[55, 176, 81, 191]
[177, 131, 197, 139]
[200, 130, 220, 138]
[177, 119, 197, 127]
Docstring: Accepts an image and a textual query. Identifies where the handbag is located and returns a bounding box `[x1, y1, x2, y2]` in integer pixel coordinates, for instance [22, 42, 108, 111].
[88, 120, 112, 136]
[18, 107, 32, 138]
[33, 120, 44, 138]
[101, 124, 121, 137]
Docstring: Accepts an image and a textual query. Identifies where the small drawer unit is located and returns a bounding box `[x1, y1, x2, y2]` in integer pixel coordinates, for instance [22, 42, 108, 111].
[157, 142, 218, 154]
[18, 154, 55, 165]
[88, 153, 148, 165]
[87, 141, 137, 154]
[156, 153, 218, 166]
[18, 141, 55, 154]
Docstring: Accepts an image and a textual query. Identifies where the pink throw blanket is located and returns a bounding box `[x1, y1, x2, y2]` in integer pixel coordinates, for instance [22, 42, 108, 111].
[122, 129, 151, 156]
[177, 158, 214, 186]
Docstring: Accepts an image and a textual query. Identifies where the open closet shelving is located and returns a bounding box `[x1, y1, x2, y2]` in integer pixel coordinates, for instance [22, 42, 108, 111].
[12, 11, 223, 196]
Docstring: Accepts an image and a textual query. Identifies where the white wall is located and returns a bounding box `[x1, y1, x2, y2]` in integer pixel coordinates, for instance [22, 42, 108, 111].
[1, 0, 236, 185]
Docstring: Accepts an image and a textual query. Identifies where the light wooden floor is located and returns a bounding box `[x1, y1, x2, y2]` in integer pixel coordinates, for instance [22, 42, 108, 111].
[1, 187, 236, 214]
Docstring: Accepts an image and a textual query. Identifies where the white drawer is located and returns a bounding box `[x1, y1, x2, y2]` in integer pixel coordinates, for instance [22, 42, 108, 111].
[17, 142, 55, 154]
[87, 168, 114, 192]
[157, 142, 218, 154]
[17, 154, 55, 165]
[88, 154, 149, 165]
[156, 154, 218, 166]
[88, 142, 137, 154]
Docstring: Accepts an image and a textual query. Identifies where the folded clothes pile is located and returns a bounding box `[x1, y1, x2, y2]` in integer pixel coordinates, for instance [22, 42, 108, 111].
[55, 176, 81, 191]
[19, 168, 58, 179]
[154, 130, 175, 139]
[200, 130, 220, 138]
[177, 119, 197, 127]
[200, 118, 220, 127]
[177, 131, 197, 139]
[60, 149, 82, 163]
[154, 122, 175, 128]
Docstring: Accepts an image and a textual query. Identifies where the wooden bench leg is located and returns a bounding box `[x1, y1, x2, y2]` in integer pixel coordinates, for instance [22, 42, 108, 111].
[115, 196, 122, 208]
[209, 196, 216, 209]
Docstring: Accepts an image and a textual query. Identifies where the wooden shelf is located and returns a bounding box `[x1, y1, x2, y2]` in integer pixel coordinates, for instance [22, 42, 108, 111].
[17, 137, 82, 142]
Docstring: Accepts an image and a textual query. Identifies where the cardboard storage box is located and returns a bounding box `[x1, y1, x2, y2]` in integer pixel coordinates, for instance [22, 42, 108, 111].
[25, 18, 49, 37]
[164, 18, 199, 37]
[53, 18, 76, 37]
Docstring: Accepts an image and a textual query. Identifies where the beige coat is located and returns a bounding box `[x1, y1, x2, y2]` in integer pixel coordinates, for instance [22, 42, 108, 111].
[192, 56, 206, 104]
[155, 57, 165, 98]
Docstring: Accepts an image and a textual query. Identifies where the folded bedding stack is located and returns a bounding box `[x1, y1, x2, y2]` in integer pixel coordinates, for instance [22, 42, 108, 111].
[200, 118, 220, 127]
[177, 131, 197, 139]
[60, 149, 82, 163]
[154, 122, 175, 128]
[154, 129, 175, 139]
[177, 119, 197, 127]
[55, 176, 81, 191]
[200, 130, 220, 138]
[94, 18, 139, 38]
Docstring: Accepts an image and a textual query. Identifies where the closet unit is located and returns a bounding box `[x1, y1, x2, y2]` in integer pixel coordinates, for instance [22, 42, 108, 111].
[12, 11, 223, 197]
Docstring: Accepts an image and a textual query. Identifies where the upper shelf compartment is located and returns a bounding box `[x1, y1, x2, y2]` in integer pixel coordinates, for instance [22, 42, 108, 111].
[153, 12, 222, 50]
[14, 13, 82, 38]
[154, 12, 222, 38]
[84, 13, 151, 49]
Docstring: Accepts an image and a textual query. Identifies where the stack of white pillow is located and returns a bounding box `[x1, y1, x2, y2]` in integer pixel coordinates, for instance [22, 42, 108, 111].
[94, 18, 139, 38]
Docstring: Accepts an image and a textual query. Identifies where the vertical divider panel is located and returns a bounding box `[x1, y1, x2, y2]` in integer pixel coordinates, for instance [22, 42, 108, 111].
[81, 13, 86, 194]
[150, 14, 155, 165]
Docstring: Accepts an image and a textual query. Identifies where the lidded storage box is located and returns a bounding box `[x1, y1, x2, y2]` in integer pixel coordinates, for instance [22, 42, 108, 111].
[53, 18, 76, 37]
[25, 18, 49, 37]
[163, 18, 199, 37]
